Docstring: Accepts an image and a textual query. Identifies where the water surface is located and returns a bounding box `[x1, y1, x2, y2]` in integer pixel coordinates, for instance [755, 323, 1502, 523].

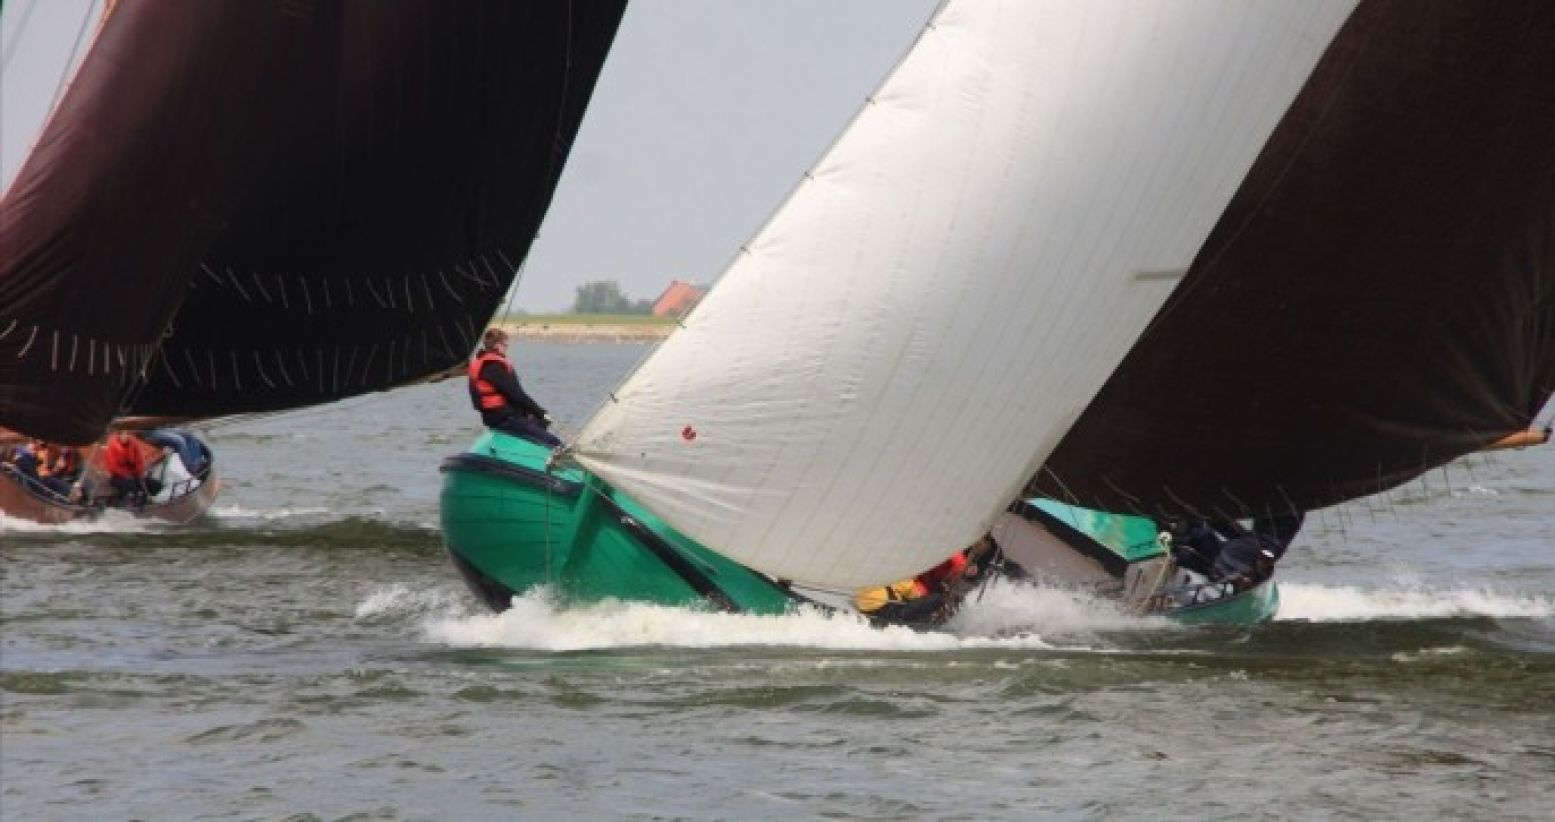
[3, 342, 1552, 819]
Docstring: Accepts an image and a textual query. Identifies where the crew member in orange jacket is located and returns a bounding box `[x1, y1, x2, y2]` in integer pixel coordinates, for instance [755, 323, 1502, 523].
[468, 327, 562, 447]
[104, 430, 162, 503]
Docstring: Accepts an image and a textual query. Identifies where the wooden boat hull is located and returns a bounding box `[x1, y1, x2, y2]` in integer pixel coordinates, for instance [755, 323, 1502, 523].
[0, 466, 220, 526]
[439, 431, 796, 614]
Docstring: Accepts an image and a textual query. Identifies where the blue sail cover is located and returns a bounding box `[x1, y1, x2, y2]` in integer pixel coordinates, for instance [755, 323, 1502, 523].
[1, 1, 626, 444]
[1034, 0, 1555, 519]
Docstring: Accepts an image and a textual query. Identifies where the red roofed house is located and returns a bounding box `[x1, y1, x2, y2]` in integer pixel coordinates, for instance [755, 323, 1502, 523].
[651, 280, 706, 318]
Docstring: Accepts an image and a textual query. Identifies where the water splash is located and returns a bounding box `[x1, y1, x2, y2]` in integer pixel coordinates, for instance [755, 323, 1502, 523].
[208, 504, 332, 522]
[415, 587, 1072, 652]
[407, 578, 1194, 653]
[947, 578, 1169, 635]
[1275, 583, 1555, 621]
[355, 584, 471, 621]
[0, 510, 157, 535]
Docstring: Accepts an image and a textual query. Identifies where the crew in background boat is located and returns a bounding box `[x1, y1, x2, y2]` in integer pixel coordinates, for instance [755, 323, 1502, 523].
[3, 440, 44, 487]
[2, 439, 80, 498]
[468, 327, 562, 448]
[1167, 520, 1239, 577]
[104, 430, 162, 505]
[140, 429, 207, 475]
[1166, 512, 1305, 588]
[34, 442, 81, 497]
[3, 439, 41, 475]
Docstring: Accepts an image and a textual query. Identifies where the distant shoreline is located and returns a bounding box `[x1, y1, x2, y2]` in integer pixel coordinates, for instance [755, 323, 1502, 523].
[499, 317, 674, 343]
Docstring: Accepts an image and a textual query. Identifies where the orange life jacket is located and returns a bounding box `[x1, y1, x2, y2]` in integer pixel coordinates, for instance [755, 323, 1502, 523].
[38, 445, 79, 478]
[467, 350, 512, 412]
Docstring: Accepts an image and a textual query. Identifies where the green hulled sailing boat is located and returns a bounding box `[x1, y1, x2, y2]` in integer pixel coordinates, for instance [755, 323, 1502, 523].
[441, 0, 1555, 628]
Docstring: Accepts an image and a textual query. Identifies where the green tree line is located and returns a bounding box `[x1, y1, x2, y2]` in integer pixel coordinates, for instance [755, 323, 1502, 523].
[572, 280, 654, 315]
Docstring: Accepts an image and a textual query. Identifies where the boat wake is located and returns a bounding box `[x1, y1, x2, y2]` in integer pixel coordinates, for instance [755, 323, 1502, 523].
[358, 577, 1555, 655]
[417, 590, 1056, 652]
[0, 510, 158, 535]
[208, 504, 335, 523]
[361, 578, 1188, 654]
[1275, 582, 1555, 622]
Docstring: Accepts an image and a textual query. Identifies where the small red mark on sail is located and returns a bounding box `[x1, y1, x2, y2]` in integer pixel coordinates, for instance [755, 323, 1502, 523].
[682, 425, 697, 442]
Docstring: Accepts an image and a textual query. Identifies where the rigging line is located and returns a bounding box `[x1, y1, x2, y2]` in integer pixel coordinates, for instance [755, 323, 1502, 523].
[492, 0, 578, 324]
[497, 247, 531, 322]
[47, 0, 98, 117]
[1, 0, 42, 72]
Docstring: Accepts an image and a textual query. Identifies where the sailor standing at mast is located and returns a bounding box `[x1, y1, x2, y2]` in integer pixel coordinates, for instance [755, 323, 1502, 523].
[468, 328, 562, 447]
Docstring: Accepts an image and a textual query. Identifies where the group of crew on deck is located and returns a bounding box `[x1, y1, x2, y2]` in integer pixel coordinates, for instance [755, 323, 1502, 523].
[852, 534, 1003, 626]
[2, 439, 83, 498]
[1156, 511, 1303, 606]
[2, 429, 206, 507]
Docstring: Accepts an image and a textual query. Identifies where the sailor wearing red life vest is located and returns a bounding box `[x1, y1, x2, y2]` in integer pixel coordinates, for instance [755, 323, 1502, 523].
[104, 430, 163, 503]
[468, 327, 562, 447]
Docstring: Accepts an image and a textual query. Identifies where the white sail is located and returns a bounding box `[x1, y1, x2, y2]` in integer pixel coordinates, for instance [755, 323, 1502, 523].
[573, 0, 1358, 588]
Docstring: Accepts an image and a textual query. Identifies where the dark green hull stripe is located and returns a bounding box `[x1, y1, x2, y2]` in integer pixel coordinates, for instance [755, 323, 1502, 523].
[591, 491, 740, 613]
[440, 453, 582, 497]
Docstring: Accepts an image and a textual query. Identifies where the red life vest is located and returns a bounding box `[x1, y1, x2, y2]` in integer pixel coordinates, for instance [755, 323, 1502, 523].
[467, 350, 512, 412]
[916, 551, 969, 592]
[103, 436, 145, 479]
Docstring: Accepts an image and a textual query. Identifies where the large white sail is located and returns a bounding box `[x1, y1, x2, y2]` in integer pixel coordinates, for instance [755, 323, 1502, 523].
[573, 0, 1358, 589]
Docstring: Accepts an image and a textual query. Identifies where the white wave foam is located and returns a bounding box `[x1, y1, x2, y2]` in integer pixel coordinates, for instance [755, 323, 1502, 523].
[415, 580, 1183, 653]
[208, 504, 331, 522]
[1275, 583, 1555, 621]
[355, 584, 470, 620]
[1390, 646, 1468, 663]
[420, 590, 1050, 652]
[0, 509, 157, 534]
[947, 578, 1169, 635]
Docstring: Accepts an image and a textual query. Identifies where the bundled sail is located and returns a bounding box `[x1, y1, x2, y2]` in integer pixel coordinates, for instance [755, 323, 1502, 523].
[569, 1, 1359, 588]
[1, 1, 627, 445]
[1032, 0, 1555, 521]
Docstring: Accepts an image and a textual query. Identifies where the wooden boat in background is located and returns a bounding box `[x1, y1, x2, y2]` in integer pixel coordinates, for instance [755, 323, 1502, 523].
[0, 2, 628, 526]
[1, 424, 219, 525]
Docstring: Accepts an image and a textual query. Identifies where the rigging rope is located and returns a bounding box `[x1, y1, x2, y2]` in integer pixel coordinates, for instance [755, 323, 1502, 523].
[0, 0, 42, 72]
[50, 0, 98, 113]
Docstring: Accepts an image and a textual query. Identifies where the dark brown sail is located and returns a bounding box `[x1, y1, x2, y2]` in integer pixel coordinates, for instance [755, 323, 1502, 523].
[1, 0, 626, 445]
[1033, 0, 1555, 521]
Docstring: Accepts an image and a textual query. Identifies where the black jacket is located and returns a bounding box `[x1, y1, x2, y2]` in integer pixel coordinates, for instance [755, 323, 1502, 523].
[478, 360, 547, 420]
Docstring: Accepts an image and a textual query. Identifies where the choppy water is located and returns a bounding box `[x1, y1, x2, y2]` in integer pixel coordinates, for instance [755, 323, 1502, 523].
[3, 342, 1552, 820]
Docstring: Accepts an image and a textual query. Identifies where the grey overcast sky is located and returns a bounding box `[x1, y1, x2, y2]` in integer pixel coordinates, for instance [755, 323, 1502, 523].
[2, 0, 940, 312]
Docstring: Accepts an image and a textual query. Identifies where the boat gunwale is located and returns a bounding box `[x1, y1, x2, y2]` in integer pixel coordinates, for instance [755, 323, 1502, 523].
[439, 452, 582, 497]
